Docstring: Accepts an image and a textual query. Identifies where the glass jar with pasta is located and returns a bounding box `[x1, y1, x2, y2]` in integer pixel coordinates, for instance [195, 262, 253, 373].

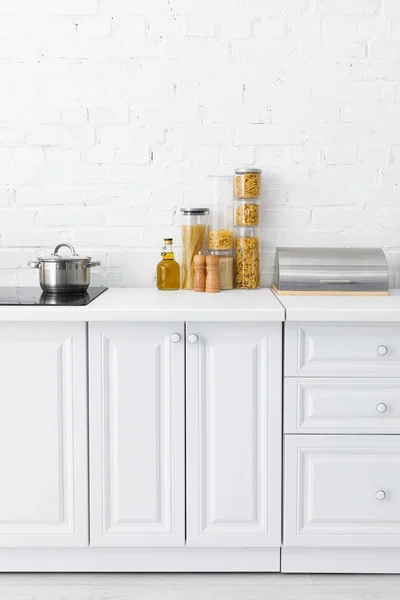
[235, 227, 260, 290]
[234, 198, 260, 226]
[234, 168, 262, 199]
[181, 207, 209, 290]
[208, 175, 234, 251]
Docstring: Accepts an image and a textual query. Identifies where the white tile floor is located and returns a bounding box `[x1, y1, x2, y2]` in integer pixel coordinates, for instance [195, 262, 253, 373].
[0, 574, 398, 600]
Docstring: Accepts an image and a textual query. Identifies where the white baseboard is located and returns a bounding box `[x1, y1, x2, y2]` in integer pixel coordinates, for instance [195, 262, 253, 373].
[282, 547, 400, 574]
[0, 547, 280, 572]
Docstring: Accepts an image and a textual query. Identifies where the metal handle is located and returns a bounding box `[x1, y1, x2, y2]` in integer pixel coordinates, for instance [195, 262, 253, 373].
[171, 333, 181, 343]
[377, 345, 388, 356]
[53, 243, 77, 257]
[376, 490, 386, 501]
[83, 261, 101, 269]
[188, 334, 199, 344]
[319, 279, 352, 284]
[376, 403, 387, 414]
[27, 261, 41, 269]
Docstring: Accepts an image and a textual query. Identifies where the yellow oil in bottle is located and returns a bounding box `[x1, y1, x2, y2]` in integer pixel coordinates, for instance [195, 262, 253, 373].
[157, 238, 180, 291]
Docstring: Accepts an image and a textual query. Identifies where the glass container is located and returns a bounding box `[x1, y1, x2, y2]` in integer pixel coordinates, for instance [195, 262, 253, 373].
[234, 198, 260, 227]
[235, 227, 260, 290]
[234, 168, 262, 199]
[181, 207, 209, 290]
[211, 249, 234, 290]
[208, 176, 234, 251]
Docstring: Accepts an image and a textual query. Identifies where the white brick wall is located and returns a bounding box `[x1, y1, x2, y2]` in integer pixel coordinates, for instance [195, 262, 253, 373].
[0, 0, 400, 287]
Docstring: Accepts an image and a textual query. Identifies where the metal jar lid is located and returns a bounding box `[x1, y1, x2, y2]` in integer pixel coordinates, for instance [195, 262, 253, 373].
[234, 167, 262, 174]
[235, 167, 262, 175]
[37, 243, 92, 263]
[180, 207, 210, 215]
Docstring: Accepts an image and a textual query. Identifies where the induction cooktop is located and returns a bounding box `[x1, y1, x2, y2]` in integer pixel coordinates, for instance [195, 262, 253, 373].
[0, 287, 108, 306]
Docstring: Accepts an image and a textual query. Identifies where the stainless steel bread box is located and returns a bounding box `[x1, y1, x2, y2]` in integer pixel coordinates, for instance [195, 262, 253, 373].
[273, 247, 389, 296]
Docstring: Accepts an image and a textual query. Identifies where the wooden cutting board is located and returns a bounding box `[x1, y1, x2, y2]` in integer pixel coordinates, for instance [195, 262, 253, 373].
[271, 284, 390, 297]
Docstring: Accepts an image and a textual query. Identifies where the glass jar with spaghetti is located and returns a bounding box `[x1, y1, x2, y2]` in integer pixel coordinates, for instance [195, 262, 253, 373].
[208, 176, 234, 252]
[234, 168, 262, 199]
[181, 207, 209, 290]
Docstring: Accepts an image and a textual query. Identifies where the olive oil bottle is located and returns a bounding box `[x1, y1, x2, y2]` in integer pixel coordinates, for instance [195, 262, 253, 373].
[157, 238, 180, 291]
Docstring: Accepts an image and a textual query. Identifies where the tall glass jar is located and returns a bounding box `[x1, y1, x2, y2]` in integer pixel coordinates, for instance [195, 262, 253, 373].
[208, 176, 234, 252]
[181, 207, 209, 290]
[235, 227, 260, 290]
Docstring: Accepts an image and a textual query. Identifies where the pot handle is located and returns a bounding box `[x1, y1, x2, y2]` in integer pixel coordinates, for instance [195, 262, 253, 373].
[53, 243, 78, 256]
[27, 261, 41, 269]
[83, 261, 101, 269]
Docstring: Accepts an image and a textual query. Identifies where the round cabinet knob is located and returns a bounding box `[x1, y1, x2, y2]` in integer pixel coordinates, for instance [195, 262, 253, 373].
[377, 345, 388, 356]
[170, 333, 181, 343]
[188, 333, 199, 344]
[376, 403, 387, 414]
[376, 490, 386, 501]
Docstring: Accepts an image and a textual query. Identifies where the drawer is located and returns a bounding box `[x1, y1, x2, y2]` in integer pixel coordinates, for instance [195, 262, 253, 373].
[284, 435, 400, 547]
[285, 323, 400, 377]
[284, 378, 400, 434]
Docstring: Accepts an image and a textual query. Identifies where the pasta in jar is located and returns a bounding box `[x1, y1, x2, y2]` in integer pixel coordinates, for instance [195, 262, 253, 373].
[235, 228, 260, 290]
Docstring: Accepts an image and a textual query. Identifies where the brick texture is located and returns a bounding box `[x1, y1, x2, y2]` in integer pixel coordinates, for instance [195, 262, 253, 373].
[0, 0, 399, 287]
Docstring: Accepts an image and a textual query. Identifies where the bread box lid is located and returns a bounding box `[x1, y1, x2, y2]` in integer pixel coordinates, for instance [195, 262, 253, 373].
[273, 247, 389, 294]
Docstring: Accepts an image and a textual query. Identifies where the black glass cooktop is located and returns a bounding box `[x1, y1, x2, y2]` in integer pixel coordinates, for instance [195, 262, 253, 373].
[0, 287, 108, 306]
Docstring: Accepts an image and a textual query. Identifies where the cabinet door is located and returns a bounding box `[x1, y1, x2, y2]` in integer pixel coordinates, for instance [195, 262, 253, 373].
[284, 435, 400, 547]
[89, 322, 185, 546]
[186, 322, 282, 547]
[0, 322, 88, 547]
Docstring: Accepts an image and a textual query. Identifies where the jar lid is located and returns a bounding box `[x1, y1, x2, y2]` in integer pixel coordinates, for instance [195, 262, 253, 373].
[180, 207, 210, 215]
[234, 167, 262, 174]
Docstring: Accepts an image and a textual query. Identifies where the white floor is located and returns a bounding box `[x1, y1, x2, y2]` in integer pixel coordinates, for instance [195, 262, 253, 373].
[0, 574, 398, 600]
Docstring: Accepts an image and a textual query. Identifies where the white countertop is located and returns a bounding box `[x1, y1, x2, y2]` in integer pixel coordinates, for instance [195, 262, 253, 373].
[0, 288, 285, 322]
[275, 289, 400, 322]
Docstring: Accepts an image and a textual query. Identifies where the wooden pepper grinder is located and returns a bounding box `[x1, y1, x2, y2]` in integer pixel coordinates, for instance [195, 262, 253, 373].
[206, 255, 220, 293]
[193, 254, 206, 292]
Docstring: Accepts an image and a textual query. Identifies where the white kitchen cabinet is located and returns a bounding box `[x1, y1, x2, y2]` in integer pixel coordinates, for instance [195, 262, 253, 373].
[0, 322, 88, 547]
[284, 435, 400, 548]
[89, 322, 185, 547]
[186, 322, 282, 547]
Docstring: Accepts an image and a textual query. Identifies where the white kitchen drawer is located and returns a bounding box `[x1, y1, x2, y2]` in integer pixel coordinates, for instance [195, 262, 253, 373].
[284, 435, 400, 547]
[285, 378, 400, 434]
[285, 323, 400, 377]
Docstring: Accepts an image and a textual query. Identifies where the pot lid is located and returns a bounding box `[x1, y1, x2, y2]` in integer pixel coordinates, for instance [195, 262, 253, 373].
[37, 243, 92, 262]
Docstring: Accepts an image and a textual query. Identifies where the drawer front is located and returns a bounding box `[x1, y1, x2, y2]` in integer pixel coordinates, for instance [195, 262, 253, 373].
[284, 435, 400, 547]
[285, 378, 400, 434]
[285, 323, 400, 377]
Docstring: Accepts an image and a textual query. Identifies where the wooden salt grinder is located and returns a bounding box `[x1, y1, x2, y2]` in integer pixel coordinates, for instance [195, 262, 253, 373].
[206, 255, 220, 293]
[193, 254, 206, 292]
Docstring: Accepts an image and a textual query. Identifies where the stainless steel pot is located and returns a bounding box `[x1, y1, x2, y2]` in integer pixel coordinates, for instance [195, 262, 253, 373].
[28, 243, 101, 293]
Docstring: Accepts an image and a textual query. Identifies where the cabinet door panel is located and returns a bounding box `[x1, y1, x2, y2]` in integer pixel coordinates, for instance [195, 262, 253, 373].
[186, 322, 282, 547]
[89, 322, 185, 547]
[0, 323, 88, 547]
[284, 435, 400, 547]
